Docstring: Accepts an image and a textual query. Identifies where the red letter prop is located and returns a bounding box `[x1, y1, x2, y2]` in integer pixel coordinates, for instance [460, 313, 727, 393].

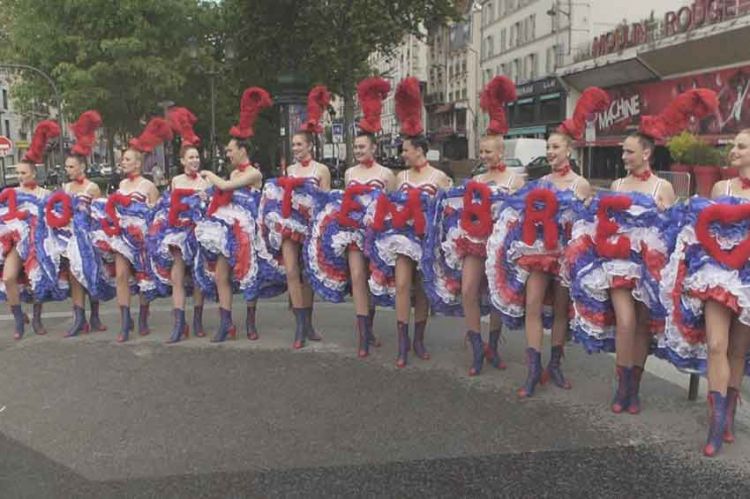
[696, 203, 750, 269]
[0, 189, 29, 222]
[595, 195, 632, 259]
[45, 191, 73, 229]
[168, 189, 193, 227]
[277, 177, 307, 218]
[460, 181, 493, 238]
[337, 184, 372, 228]
[372, 189, 425, 236]
[522, 188, 559, 250]
[100, 193, 132, 237]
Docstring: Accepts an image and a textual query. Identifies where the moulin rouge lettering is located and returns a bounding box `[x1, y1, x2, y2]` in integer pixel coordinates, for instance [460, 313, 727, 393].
[591, 0, 738, 58]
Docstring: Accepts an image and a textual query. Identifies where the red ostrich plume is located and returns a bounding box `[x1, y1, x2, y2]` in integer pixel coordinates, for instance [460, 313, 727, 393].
[557, 87, 610, 140]
[479, 76, 517, 135]
[357, 77, 391, 134]
[639, 88, 719, 141]
[168, 107, 200, 146]
[129, 117, 173, 153]
[230, 87, 273, 139]
[23, 120, 61, 163]
[395, 77, 424, 136]
[70, 110, 103, 157]
[302, 85, 331, 134]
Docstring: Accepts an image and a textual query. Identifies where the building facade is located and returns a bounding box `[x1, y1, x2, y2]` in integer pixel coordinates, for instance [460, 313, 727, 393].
[559, 0, 750, 180]
[478, 0, 678, 145]
[425, 1, 482, 159]
[369, 29, 429, 159]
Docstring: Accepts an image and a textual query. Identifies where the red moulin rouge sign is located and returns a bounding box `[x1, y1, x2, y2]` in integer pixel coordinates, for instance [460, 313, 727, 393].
[595, 64, 750, 138]
[591, 0, 748, 58]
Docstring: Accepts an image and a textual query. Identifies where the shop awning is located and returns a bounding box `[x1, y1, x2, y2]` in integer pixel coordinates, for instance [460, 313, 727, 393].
[561, 57, 659, 91]
[433, 103, 454, 114]
[639, 18, 750, 77]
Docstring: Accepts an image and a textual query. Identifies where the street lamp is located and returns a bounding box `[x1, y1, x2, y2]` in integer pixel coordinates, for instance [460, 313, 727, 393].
[546, 1, 573, 67]
[0, 63, 65, 159]
[188, 37, 236, 171]
[157, 99, 174, 183]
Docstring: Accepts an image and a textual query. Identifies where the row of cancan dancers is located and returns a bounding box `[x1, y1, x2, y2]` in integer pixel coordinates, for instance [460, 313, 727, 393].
[0, 175, 744, 380]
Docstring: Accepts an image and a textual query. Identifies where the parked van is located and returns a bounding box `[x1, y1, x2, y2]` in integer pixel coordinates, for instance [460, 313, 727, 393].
[502, 138, 547, 167]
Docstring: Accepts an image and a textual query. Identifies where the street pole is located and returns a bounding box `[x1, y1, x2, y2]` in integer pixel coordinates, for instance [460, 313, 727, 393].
[209, 70, 216, 171]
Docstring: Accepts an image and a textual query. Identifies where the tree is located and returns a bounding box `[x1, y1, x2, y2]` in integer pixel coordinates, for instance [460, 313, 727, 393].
[225, 0, 459, 164]
[1, 0, 208, 162]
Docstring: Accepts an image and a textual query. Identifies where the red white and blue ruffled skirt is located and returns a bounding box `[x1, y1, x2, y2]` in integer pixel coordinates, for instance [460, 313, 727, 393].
[304, 186, 380, 303]
[364, 189, 434, 307]
[566, 192, 670, 353]
[193, 187, 275, 301]
[421, 181, 506, 316]
[657, 196, 750, 375]
[485, 181, 578, 329]
[146, 189, 205, 298]
[93, 196, 157, 299]
[0, 191, 54, 302]
[258, 178, 326, 297]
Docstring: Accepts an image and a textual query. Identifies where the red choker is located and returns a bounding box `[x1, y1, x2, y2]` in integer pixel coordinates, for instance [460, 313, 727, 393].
[631, 168, 652, 181]
[739, 176, 750, 190]
[74, 176, 86, 185]
[23, 181, 38, 189]
[127, 173, 141, 181]
[489, 162, 506, 172]
[553, 163, 571, 176]
[237, 162, 250, 173]
[361, 158, 375, 168]
[186, 171, 199, 179]
[300, 158, 312, 168]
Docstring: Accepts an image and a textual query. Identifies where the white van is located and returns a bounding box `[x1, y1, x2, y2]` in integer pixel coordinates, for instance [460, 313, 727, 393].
[502, 138, 547, 167]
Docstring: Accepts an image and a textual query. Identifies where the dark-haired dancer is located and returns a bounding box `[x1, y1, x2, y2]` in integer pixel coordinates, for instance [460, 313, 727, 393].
[147, 107, 209, 342]
[368, 77, 452, 368]
[57, 111, 108, 336]
[196, 87, 273, 342]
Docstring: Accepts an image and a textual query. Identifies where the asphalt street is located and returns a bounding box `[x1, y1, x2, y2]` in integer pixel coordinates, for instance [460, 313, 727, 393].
[1, 296, 749, 498]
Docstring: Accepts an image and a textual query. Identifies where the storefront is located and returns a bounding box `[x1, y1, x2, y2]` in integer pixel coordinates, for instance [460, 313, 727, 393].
[560, 0, 750, 180]
[506, 77, 567, 138]
[587, 63, 750, 178]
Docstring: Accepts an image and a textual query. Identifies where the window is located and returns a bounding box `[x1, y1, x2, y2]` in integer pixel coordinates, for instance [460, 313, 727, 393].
[530, 14, 536, 40]
[487, 36, 494, 57]
[4, 120, 10, 138]
[529, 53, 538, 80]
[508, 26, 515, 48]
[513, 59, 521, 82]
[546, 46, 556, 73]
[2, 89, 7, 110]
[501, 28, 507, 52]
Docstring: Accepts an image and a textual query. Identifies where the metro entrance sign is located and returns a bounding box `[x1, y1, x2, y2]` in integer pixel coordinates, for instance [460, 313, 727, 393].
[0, 136, 13, 156]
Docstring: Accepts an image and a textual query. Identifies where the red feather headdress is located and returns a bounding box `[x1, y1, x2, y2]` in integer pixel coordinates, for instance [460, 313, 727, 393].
[557, 87, 610, 140]
[230, 87, 273, 139]
[302, 85, 331, 134]
[357, 77, 391, 134]
[70, 110, 102, 157]
[23, 120, 61, 163]
[479, 76, 517, 135]
[639, 88, 718, 141]
[395, 77, 424, 137]
[168, 107, 200, 146]
[129, 117, 173, 153]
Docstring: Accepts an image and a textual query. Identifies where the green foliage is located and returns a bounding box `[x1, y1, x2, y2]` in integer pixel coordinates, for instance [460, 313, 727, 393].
[666, 131, 722, 166]
[666, 131, 697, 164]
[2, 0, 205, 136]
[1, 0, 457, 165]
